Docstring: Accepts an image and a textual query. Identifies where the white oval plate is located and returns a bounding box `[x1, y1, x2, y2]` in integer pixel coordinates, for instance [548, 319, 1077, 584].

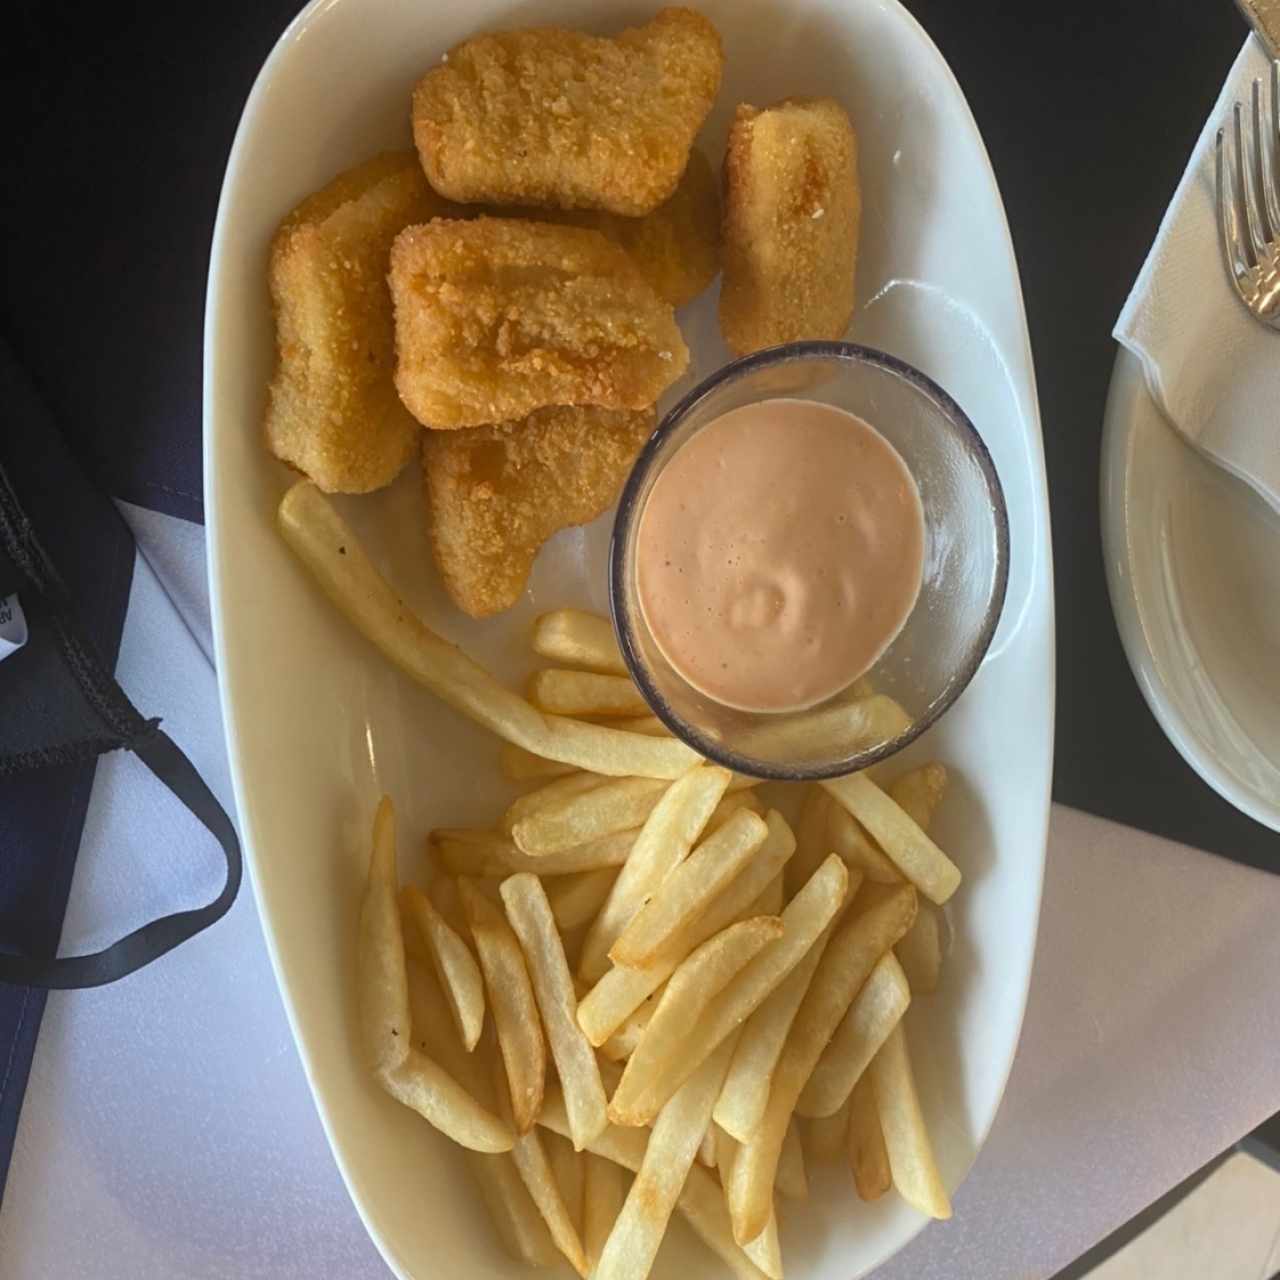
[1102, 348, 1280, 831]
[204, 1, 1055, 1276]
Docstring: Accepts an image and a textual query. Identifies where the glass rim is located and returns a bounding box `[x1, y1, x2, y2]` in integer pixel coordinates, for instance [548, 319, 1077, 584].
[608, 340, 1011, 781]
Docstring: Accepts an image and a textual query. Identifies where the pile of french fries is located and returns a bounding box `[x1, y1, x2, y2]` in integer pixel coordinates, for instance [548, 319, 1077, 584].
[279, 481, 961, 1279]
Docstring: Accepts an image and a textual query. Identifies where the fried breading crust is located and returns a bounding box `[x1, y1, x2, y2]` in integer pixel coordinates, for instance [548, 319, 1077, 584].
[493, 149, 720, 308]
[719, 98, 862, 355]
[412, 8, 723, 216]
[389, 218, 688, 429]
[423, 405, 655, 617]
[265, 152, 459, 492]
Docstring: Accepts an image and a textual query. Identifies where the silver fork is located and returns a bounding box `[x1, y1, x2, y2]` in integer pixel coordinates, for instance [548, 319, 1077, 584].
[1215, 59, 1280, 327]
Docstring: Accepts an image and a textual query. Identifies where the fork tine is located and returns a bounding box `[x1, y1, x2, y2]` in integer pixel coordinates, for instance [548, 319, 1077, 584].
[1235, 100, 1269, 263]
[1252, 77, 1280, 246]
[1218, 125, 1252, 280]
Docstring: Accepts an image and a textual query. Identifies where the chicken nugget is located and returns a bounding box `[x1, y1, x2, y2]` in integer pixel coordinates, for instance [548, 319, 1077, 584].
[412, 8, 722, 216]
[720, 97, 861, 355]
[492, 149, 720, 308]
[389, 218, 688, 429]
[265, 152, 461, 492]
[422, 404, 655, 617]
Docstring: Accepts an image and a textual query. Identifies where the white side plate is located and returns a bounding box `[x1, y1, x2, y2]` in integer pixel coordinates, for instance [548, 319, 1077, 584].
[1102, 348, 1280, 832]
[204, 1, 1055, 1276]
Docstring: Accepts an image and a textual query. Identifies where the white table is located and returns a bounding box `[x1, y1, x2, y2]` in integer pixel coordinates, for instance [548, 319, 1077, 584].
[3, 507, 1277, 1279]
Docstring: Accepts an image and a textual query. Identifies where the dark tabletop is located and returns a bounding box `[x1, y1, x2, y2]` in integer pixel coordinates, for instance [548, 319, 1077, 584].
[2, 0, 1276, 871]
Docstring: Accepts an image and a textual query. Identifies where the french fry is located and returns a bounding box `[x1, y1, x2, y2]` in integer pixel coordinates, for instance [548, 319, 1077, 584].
[612, 853, 849, 1126]
[888, 762, 948, 830]
[359, 797, 411, 1079]
[532, 609, 628, 675]
[401, 884, 486, 1051]
[803, 1097, 850, 1162]
[611, 714, 670, 736]
[896, 902, 944, 994]
[278, 482, 700, 778]
[539, 1089, 769, 1280]
[544, 1127, 587, 1239]
[754, 873, 785, 917]
[715, 1124, 738, 1185]
[500, 874, 608, 1150]
[529, 668, 649, 718]
[609, 918, 783, 1127]
[870, 1023, 951, 1219]
[513, 777, 670, 856]
[405, 959, 470, 1074]
[776, 1119, 808, 1198]
[696, 1123, 718, 1168]
[727, 884, 918, 1243]
[594, 1035, 741, 1280]
[429, 873, 472, 939]
[820, 773, 961, 904]
[827, 801, 902, 884]
[503, 772, 605, 833]
[600, 994, 657, 1062]
[500, 741, 578, 782]
[460, 877, 546, 1133]
[579, 764, 732, 983]
[848, 1072, 891, 1201]
[491, 1054, 590, 1276]
[738, 694, 911, 763]
[465, 1149, 562, 1267]
[379, 1049, 514, 1154]
[432, 826, 639, 877]
[400, 899, 430, 967]
[797, 951, 910, 1118]
[785, 786, 832, 898]
[577, 814, 797, 1046]
[546, 867, 620, 932]
[743, 1209, 783, 1280]
[609, 809, 770, 968]
[713, 918, 841, 1143]
[583, 1150, 628, 1272]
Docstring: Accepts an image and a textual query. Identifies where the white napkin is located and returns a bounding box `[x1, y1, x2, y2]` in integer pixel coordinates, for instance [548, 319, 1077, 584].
[1115, 38, 1280, 514]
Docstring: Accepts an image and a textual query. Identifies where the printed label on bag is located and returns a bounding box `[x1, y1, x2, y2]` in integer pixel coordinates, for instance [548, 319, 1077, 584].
[0, 593, 28, 661]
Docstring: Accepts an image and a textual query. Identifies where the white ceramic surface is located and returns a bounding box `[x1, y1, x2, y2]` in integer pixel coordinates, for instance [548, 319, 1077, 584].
[204, 1, 1055, 1277]
[1102, 348, 1280, 832]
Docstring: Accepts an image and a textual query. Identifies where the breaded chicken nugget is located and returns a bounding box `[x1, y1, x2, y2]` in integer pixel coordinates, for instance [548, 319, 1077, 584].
[266, 152, 460, 492]
[494, 149, 720, 308]
[719, 98, 861, 355]
[389, 218, 688, 429]
[422, 404, 655, 617]
[412, 8, 722, 216]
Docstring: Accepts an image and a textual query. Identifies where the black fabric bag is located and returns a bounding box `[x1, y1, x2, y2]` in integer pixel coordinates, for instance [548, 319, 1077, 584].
[0, 339, 241, 990]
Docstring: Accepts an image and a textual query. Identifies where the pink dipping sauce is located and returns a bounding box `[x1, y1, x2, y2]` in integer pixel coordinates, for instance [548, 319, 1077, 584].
[635, 399, 925, 713]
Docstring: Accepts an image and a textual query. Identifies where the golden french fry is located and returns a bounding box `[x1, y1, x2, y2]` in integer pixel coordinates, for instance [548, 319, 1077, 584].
[544, 1127, 587, 1237]
[594, 1035, 740, 1280]
[696, 1123, 717, 1168]
[405, 958, 470, 1075]
[579, 764, 731, 982]
[513, 777, 670, 856]
[539, 1089, 769, 1280]
[827, 801, 902, 884]
[712, 790, 765, 821]
[803, 1098, 850, 1162]
[460, 878, 546, 1133]
[528, 669, 649, 718]
[577, 814, 797, 1046]
[465, 1149, 561, 1267]
[776, 1118, 808, 1198]
[490, 1053, 589, 1276]
[359, 797, 411, 1079]
[738, 694, 911, 763]
[613, 853, 848, 1125]
[532, 609, 628, 675]
[546, 867, 620, 932]
[502, 772, 605, 833]
[896, 901, 944, 994]
[821, 773, 961, 904]
[500, 874, 608, 1150]
[611, 714, 669, 736]
[785, 786, 832, 898]
[429, 873, 471, 939]
[849, 1071, 891, 1201]
[871, 1023, 951, 1219]
[379, 1049, 514, 1154]
[727, 884, 917, 1243]
[432, 826, 639, 877]
[500, 742, 579, 782]
[402, 884, 486, 1051]
[715, 1124, 738, 1183]
[743, 1208, 783, 1280]
[600, 995, 657, 1062]
[583, 1150, 628, 1272]
[609, 809, 769, 968]
[754, 874, 785, 917]
[798, 951, 911, 1118]
[888, 762, 948, 830]
[609, 918, 782, 1127]
[713, 917, 841, 1143]
[278, 482, 700, 778]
